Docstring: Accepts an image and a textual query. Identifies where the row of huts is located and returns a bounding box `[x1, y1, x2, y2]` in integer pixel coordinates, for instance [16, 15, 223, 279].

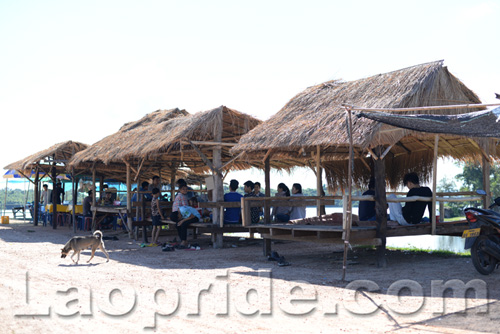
[5, 60, 500, 265]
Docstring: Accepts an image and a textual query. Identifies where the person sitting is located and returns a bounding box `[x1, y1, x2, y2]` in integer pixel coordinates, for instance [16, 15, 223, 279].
[176, 178, 195, 199]
[358, 177, 376, 221]
[272, 183, 292, 223]
[388, 172, 433, 225]
[243, 180, 260, 224]
[132, 181, 152, 202]
[290, 183, 306, 220]
[176, 203, 202, 248]
[224, 179, 243, 224]
[170, 184, 189, 224]
[254, 181, 265, 219]
[82, 190, 93, 218]
[99, 191, 114, 206]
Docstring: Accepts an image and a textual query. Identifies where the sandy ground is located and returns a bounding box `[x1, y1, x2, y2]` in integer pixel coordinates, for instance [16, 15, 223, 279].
[1, 220, 500, 334]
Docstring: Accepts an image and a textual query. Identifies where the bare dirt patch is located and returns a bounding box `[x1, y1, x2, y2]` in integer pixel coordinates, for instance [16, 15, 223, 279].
[1, 221, 499, 333]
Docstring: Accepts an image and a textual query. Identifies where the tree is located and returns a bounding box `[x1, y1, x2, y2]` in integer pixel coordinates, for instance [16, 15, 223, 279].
[456, 162, 500, 196]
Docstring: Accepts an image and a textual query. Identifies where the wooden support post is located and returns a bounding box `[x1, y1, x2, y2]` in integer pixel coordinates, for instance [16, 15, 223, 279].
[431, 135, 439, 235]
[482, 154, 491, 209]
[170, 165, 176, 203]
[316, 145, 322, 216]
[33, 169, 40, 226]
[374, 146, 387, 268]
[51, 162, 58, 230]
[264, 156, 271, 223]
[72, 175, 78, 233]
[126, 162, 133, 238]
[212, 112, 224, 248]
[91, 166, 96, 231]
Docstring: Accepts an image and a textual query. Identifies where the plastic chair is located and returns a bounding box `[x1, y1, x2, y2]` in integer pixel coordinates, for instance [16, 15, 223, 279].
[78, 216, 92, 231]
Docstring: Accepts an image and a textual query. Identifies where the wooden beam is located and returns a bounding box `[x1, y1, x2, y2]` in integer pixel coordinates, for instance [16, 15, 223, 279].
[468, 138, 491, 162]
[188, 139, 218, 175]
[374, 146, 387, 268]
[133, 158, 145, 182]
[181, 140, 236, 147]
[367, 148, 379, 160]
[262, 149, 273, 163]
[219, 152, 244, 171]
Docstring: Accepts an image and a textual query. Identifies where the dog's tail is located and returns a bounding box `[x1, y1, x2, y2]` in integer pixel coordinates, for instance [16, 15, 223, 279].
[93, 230, 103, 239]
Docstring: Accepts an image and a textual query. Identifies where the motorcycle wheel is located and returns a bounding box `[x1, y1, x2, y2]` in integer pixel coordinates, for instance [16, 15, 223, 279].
[471, 235, 498, 275]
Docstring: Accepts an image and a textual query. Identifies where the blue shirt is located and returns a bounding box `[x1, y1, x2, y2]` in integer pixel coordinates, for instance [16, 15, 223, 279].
[179, 206, 201, 220]
[224, 192, 243, 223]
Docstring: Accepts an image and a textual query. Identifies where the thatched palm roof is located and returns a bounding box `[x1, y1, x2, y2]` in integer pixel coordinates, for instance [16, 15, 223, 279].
[232, 60, 498, 189]
[4, 140, 88, 176]
[70, 106, 300, 179]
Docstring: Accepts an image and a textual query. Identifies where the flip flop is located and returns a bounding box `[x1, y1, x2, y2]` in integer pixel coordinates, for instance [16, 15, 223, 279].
[267, 251, 280, 261]
[277, 256, 291, 267]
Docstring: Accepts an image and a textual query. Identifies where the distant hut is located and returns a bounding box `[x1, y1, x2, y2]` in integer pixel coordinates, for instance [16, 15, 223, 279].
[4, 140, 88, 228]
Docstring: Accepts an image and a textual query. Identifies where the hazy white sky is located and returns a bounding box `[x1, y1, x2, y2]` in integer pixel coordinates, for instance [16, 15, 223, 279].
[1, 0, 498, 189]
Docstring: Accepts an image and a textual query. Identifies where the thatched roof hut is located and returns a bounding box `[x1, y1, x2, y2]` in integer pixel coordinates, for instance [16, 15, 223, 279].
[70, 106, 301, 178]
[232, 60, 499, 189]
[69, 108, 189, 181]
[4, 140, 88, 176]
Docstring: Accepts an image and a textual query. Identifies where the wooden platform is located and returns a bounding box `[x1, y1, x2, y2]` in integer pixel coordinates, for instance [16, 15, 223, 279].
[132, 218, 249, 243]
[248, 220, 469, 255]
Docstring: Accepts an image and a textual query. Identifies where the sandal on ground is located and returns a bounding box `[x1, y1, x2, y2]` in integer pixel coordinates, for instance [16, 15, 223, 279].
[267, 251, 280, 261]
[162, 245, 175, 252]
[277, 256, 291, 267]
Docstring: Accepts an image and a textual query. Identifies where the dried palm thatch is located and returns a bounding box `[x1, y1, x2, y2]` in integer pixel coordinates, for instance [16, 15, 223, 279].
[232, 60, 498, 190]
[4, 141, 88, 177]
[70, 106, 299, 180]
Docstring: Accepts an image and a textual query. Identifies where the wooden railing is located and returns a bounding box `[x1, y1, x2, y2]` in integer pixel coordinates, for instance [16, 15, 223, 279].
[240, 192, 486, 235]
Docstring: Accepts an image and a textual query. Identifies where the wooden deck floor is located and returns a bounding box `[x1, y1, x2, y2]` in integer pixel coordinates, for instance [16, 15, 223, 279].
[248, 220, 469, 246]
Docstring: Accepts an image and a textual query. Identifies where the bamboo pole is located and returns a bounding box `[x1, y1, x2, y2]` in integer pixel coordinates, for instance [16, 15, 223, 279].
[91, 166, 96, 231]
[51, 159, 58, 230]
[342, 108, 354, 281]
[374, 146, 387, 268]
[316, 145, 322, 217]
[431, 135, 439, 235]
[212, 113, 224, 248]
[126, 162, 133, 237]
[482, 149, 491, 208]
[264, 156, 271, 223]
[33, 168, 40, 226]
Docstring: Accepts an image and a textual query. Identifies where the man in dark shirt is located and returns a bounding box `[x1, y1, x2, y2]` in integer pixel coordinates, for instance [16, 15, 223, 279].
[358, 177, 376, 221]
[401, 172, 433, 224]
[83, 190, 93, 217]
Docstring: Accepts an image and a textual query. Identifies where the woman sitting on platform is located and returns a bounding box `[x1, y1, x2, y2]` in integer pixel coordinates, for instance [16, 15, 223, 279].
[290, 183, 306, 220]
[272, 183, 292, 223]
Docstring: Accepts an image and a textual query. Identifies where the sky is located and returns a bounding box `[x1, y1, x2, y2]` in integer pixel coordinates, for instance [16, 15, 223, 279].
[1, 0, 498, 190]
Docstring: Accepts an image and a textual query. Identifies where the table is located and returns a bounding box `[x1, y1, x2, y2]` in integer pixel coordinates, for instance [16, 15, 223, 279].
[91, 205, 130, 232]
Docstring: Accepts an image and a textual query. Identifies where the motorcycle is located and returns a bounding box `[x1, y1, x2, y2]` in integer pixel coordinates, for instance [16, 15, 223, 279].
[463, 194, 500, 275]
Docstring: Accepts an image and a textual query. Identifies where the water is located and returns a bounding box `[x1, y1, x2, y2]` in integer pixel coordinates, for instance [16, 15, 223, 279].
[305, 206, 466, 253]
